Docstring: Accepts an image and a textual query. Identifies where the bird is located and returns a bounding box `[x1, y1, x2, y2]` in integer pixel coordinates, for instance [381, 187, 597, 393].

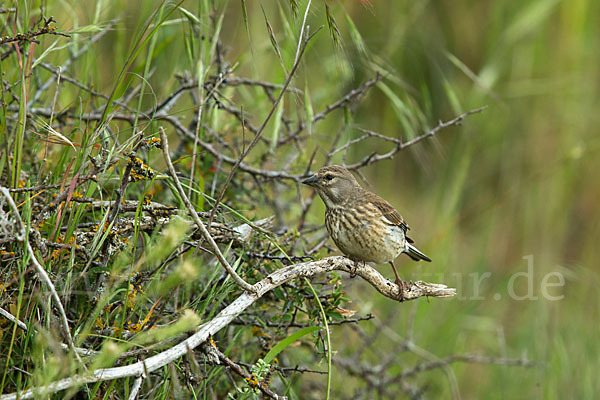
[302, 165, 431, 297]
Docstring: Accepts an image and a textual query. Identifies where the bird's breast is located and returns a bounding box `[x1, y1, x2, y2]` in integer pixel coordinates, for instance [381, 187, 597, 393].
[325, 206, 406, 264]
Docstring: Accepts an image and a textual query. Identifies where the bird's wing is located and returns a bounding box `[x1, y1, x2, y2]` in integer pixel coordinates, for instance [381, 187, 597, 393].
[371, 195, 410, 232]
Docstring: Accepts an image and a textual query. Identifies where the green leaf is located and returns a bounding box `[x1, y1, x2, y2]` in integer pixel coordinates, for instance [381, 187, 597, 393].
[262, 326, 323, 363]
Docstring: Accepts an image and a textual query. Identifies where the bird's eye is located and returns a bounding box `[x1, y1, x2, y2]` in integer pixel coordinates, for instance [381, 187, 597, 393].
[325, 174, 334, 181]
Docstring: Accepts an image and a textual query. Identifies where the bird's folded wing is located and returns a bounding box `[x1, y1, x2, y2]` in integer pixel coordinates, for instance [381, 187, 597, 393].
[372, 195, 410, 231]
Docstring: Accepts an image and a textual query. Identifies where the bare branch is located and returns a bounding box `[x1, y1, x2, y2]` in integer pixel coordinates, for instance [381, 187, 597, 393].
[345, 106, 487, 170]
[0, 307, 28, 331]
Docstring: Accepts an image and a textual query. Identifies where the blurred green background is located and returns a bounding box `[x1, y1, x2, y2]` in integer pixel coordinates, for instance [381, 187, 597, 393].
[11, 0, 600, 398]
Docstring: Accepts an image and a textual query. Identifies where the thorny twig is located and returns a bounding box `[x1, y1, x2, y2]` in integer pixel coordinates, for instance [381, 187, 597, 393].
[344, 106, 488, 170]
[0, 16, 69, 46]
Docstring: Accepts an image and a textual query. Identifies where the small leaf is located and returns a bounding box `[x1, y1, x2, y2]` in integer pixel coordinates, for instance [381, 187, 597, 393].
[262, 326, 323, 363]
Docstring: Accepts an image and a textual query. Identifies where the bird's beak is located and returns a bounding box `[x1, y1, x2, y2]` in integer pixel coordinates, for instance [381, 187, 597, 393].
[302, 174, 318, 186]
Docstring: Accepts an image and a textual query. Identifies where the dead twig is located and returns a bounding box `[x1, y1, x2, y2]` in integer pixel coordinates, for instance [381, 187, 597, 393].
[345, 106, 487, 170]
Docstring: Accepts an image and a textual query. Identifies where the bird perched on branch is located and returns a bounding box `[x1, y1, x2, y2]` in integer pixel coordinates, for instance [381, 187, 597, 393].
[302, 165, 431, 298]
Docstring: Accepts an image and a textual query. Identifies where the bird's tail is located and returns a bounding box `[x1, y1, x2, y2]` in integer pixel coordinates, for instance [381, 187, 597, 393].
[406, 244, 432, 262]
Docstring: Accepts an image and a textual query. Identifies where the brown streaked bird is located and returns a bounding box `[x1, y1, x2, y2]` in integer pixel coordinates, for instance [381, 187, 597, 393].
[302, 165, 431, 296]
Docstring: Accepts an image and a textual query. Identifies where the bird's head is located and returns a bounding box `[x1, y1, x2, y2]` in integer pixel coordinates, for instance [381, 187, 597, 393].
[302, 165, 362, 207]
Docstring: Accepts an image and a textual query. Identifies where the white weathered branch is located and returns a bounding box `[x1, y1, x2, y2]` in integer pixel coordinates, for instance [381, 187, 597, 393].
[0, 256, 454, 400]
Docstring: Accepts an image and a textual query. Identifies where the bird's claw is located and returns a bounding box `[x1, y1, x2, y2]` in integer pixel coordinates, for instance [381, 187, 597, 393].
[349, 260, 359, 279]
[395, 279, 411, 301]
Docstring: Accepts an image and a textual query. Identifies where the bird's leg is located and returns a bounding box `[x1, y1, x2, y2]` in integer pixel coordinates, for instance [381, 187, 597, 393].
[350, 259, 359, 278]
[389, 261, 409, 300]
[389, 261, 402, 285]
